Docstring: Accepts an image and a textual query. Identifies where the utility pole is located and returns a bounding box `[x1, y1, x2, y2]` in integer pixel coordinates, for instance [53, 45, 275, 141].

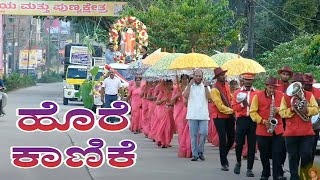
[47, 17, 52, 66]
[12, 23, 15, 71]
[2, 15, 7, 76]
[16, 16, 20, 72]
[57, 20, 61, 73]
[247, 0, 255, 59]
[27, 17, 33, 76]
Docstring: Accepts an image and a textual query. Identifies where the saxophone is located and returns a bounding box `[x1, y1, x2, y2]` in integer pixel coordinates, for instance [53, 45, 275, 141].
[267, 93, 278, 133]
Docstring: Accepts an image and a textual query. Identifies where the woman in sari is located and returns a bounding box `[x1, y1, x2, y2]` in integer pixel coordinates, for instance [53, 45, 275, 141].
[127, 76, 143, 134]
[148, 80, 164, 141]
[145, 81, 158, 139]
[155, 80, 174, 148]
[141, 81, 152, 137]
[171, 74, 191, 157]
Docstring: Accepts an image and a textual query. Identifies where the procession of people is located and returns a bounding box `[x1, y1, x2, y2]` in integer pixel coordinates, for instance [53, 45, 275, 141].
[123, 65, 320, 180]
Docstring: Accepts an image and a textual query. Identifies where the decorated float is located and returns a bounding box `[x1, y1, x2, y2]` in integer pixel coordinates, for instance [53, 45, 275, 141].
[109, 16, 148, 64]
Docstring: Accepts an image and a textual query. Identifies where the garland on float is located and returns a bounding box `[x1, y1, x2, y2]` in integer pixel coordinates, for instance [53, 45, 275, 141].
[109, 16, 148, 63]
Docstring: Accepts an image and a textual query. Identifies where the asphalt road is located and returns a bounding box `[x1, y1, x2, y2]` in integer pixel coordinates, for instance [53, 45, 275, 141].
[1, 82, 319, 180]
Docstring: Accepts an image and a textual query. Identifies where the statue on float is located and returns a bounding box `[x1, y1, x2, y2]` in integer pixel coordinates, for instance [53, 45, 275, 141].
[109, 16, 148, 64]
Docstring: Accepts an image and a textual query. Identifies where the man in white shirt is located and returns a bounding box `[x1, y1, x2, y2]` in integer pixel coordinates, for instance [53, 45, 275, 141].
[101, 70, 122, 123]
[183, 69, 210, 161]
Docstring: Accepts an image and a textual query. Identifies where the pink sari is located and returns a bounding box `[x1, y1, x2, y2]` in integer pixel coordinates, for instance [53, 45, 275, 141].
[141, 85, 150, 136]
[173, 87, 186, 143]
[148, 84, 162, 140]
[128, 81, 134, 93]
[208, 102, 219, 146]
[145, 87, 155, 137]
[173, 87, 191, 157]
[155, 90, 174, 147]
[129, 85, 142, 132]
[180, 123, 192, 158]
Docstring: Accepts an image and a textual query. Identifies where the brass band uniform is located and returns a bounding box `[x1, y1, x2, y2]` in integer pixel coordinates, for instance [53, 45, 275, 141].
[210, 67, 235, 171]
[279, 73, 318, 180]
[276, 66, 293, 93]
[276, 65, 294, 171]
[250, 77, 286, 180]
[303, 73, 320, 165]
[232, 72, 257, 177]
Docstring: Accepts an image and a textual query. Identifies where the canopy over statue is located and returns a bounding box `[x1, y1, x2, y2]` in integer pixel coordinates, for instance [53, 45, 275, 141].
[109, 16, 148, 64]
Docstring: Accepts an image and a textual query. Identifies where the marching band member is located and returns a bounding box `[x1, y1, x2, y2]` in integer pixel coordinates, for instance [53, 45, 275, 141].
[279, 73, 318, 180]
[276, 65, 293, 173]
[303, 73, 320, 165]
[210, 67, 234, 171]
[232, 73, 257, 177]
[276, 66, 293, 93]
[250, 77, 286, 180]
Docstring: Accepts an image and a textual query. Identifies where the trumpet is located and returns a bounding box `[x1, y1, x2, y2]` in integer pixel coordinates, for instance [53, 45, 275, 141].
[267, 93, 278, 133]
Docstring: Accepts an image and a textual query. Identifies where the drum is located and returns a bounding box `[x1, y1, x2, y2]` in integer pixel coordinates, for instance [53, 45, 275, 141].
[236, 92, 247, 103]
[311, 114, 320, 130]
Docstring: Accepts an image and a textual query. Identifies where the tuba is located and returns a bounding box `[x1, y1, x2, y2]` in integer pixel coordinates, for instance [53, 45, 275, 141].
[267, 93, 278, 133]
[286, 82, 310, 122]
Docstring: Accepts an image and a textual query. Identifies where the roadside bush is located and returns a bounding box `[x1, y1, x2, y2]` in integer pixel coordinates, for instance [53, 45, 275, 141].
[37, 71, 63, 83]
[3, 73, 36, 92]
[254, 34, 320, 90]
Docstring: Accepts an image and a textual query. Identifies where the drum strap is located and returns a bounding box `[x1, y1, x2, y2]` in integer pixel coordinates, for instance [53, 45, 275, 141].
[213, 85, 231, 108]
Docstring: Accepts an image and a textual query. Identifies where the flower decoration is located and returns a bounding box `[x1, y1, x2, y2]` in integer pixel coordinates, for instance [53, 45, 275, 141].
[113, 51, 125, 64]
[109, 16, 148, 63]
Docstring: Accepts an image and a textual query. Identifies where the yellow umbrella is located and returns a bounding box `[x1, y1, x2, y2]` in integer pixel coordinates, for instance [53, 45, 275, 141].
[211, 52, 241, 66]
[142, 52, 170, 65]
[169, 53, 219, 70]
[221, 57, 266, 76]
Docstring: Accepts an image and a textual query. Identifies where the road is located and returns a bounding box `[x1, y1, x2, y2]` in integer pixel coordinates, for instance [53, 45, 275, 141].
[1, 82, 319, 180]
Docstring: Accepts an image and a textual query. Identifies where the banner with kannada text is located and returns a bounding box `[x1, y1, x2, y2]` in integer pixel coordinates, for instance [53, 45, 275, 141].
[0, 1, 127, 16]
[19, 50, 43, 69]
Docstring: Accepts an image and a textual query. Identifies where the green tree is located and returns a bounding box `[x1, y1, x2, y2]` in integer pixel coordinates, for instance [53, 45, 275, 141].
[254, 34, 320, 89]
[253, 0, 320, 55]
[120, 0, 244, 54]
[254, 0, 295, 54]
[283, 0, 319, 31]
[304, 34, 320, 65]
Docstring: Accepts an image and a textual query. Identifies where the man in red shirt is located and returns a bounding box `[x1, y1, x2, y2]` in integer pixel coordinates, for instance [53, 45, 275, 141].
[276, 65, 293, 173]
[210, 67, 235, 171]
[232, 72, 257, 177]
[279, 73, 318, 180]
[303, 73, 320, 165]
[276, 66, 293, 93]
[250, 76, 286, 180]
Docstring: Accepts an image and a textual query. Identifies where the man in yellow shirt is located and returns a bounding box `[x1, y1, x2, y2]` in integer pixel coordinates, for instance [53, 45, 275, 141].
[210, 67, 234, 171]
[279, 73, 318, 180]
